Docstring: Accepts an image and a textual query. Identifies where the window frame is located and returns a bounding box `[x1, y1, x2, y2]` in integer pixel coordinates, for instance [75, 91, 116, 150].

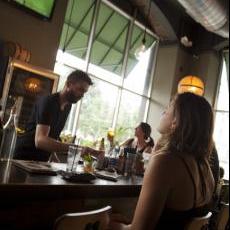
[213, 51, 229, 180]
[56, 0, 159, 139]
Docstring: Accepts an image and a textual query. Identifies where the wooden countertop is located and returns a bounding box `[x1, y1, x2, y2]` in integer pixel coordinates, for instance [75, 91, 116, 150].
[0, 160, 143, 201]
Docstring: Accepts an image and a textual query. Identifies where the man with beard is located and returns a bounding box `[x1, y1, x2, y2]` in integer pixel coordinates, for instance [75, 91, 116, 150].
[14, 70, 93, 162]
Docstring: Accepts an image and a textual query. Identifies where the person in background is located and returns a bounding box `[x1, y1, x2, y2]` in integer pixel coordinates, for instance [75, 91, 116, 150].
[216, 167, 225, 201]
[121, 122, 155, 154]
[109, 93, 215, 230]
[14, 70, 101, 162]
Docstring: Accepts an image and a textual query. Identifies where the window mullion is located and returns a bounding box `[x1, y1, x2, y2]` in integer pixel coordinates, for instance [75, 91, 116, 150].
[111, 8, 136, 130]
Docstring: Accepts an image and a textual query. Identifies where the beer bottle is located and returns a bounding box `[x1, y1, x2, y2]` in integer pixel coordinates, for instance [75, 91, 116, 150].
[99, 138, 105, 151]
[96, 138, 106, 170]
[117, 148, 125, 174]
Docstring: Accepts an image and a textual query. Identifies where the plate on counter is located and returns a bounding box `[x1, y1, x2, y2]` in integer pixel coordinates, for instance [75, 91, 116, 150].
[58, 170, 96, 183]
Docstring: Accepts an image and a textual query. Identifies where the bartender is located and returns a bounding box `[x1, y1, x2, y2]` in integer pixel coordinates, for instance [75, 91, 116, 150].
[14, 70, 97, 162]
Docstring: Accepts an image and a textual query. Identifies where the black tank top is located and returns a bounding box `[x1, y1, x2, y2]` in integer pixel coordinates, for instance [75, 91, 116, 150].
[155, 156, 211, 230]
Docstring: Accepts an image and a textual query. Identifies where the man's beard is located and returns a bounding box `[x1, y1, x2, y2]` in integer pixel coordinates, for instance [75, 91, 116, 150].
[66, 91, 81, 104]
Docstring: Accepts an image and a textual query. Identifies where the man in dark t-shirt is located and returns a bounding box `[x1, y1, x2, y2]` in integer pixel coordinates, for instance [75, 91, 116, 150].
[14, 70, 93, 162]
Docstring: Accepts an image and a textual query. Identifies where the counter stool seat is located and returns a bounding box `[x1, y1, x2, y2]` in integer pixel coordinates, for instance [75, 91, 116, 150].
[54, 206, 112, 230]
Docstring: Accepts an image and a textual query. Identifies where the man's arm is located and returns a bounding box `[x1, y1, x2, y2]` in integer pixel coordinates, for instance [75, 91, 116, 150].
[35, 125, 104, 158]
[35, 124, 71, 153]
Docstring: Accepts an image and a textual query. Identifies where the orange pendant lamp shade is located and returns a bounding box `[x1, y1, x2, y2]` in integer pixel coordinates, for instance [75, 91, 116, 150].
[178, 76, 205, 96]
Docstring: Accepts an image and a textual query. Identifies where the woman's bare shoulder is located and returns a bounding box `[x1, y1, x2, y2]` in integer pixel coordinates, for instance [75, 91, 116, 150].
[147, 152, 180, 175]
[151, 151, 179, 163]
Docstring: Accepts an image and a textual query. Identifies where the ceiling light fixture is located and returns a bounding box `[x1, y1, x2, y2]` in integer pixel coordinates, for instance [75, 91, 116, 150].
[178, 75, 205, 96]
[135, 0, 152, 60]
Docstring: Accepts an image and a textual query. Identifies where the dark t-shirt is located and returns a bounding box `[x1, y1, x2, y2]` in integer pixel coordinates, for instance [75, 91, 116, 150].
[14, 93, 71, 162]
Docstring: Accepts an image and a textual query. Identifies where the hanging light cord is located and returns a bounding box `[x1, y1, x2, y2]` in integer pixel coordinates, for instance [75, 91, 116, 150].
[63, 0, 75, 53]
[143, 0, 152, 44]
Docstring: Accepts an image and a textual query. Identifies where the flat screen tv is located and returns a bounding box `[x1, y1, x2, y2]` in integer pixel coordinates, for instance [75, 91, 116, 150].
[5, 0, 56, 20]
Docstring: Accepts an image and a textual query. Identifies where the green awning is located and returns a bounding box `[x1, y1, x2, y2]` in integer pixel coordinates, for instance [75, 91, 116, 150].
[59, 0, 156, 76]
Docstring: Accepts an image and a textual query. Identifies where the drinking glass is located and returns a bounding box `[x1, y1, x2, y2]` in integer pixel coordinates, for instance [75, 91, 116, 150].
[66, 146, 82, 172]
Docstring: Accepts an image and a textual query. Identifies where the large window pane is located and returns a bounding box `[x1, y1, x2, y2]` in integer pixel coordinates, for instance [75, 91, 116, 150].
[124, 25, 156, 95]
[116, 90, 147, 143]
[214, 56, 229, 180]
[54, 0, 158, 150]
[214, 112, 229, 180]
[88, 2, 129, 84]
[77, 78, 119, 145]
[216, 60, 229, 111]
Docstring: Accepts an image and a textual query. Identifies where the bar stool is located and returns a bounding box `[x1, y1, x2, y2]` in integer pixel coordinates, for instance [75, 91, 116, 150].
[54, 206, 112, 230]
[185, 212, 212, 230]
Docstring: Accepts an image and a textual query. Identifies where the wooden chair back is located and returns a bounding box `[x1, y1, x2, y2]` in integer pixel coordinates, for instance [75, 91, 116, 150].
[185, 212, 212, 230]
[54, 206, 112, 230]
[216, 203, 229, 230]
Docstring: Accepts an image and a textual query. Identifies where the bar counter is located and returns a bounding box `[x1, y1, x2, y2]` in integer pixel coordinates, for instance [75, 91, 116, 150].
[0, 160, 142, 230]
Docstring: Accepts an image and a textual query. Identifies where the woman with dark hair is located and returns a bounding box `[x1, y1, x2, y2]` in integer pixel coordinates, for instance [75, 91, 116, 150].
[121, 122, 155, 154]
[109, 93, 215, 230]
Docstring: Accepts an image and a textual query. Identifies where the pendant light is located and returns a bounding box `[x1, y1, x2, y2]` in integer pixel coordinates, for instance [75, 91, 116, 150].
[178, 76, 205, 96]
[135, 0, 152, 60]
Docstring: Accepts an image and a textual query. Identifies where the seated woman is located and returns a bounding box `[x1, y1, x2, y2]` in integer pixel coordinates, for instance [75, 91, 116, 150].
[109, 93, 215, 230]
[121, 122, 155, 154]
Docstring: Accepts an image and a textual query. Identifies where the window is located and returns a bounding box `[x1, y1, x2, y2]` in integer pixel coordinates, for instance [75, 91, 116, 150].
[77, 77, 119, 145]
[55, 0, 157, 145]
[214, 53, 229, 180]
[116, 90, 148, 143]
[124, 25, 155, 96]
[88, 2, 129, 80]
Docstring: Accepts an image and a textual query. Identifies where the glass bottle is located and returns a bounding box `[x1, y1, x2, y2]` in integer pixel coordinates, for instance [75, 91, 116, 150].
[1, 106, 18, 160]
[99, 138, 105, 151]
[117, 148, 126, 174]
[96, 138, 106, 170]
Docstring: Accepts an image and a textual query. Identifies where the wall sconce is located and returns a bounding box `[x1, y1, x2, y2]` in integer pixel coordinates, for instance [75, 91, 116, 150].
[178, 76, 205, 96]
[24, 78, 41, 93]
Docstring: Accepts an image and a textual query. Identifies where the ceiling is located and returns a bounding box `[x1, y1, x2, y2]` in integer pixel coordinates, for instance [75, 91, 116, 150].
[111, 0, 229, 52]
[153, 0, 228, 52]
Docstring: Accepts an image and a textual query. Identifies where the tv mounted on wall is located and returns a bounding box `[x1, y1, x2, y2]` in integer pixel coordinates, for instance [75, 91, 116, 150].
[5, 0, 56, 20]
